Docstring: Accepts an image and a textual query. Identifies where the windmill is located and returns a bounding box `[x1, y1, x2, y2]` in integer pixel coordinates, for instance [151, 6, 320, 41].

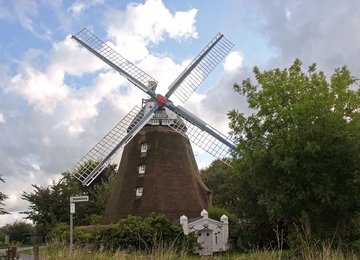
[70, 28, 236, 222]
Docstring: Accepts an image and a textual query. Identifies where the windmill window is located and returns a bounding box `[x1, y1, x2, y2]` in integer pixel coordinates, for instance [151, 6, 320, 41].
[138, 165, 146, 174]
[140, 143, 148, 153]
[136, 187, 143, 197]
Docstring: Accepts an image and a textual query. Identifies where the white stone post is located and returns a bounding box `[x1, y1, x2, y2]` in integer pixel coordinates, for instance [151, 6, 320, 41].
[200, 209, 208, 219]
[220, 214, 229, 249]
[180, 215, 189, 235]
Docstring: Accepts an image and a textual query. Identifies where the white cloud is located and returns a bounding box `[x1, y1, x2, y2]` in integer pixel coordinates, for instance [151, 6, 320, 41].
[13, 0, 38, 32]
[138, 54, 191, 95]
[68, 0, 104, 16]
[51, 36, 105, 76]
[9, 67, 69, 114]
[0, 28, 146, 225]
[254, 0, 360, 76]
[224, 51, 244, 72]
[0, 0, 211, 227]
[106, 0, 198, 61]
[168, 8, 198, 39]
[0, 112, 4, 123]
[68, 2, 85, 15]
[6, 34, 111, 118]
[0, 213, 26, 226]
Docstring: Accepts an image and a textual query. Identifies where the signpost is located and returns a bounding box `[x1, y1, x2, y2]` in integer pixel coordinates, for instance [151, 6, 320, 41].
[70, 196, 89, 203]
[69, 196, 89, 250]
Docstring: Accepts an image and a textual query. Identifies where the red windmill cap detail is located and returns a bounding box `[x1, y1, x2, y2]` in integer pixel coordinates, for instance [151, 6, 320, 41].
[156, 95, 167, 106]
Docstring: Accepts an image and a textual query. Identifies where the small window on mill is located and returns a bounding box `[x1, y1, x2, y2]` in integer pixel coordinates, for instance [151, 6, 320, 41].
[138, 165, 145, 174]
[140, 143, 148, 153]
[136, 187, 143, 197]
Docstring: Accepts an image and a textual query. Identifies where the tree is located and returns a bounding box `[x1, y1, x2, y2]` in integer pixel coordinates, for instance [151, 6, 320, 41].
[0, 175, 9, 215]
[21, 164, 116, 236]
[228, 59, 360, 241]
[201, 160, 236, 208]
[201, 160, 281, 249]
[0, 221, 34, 243]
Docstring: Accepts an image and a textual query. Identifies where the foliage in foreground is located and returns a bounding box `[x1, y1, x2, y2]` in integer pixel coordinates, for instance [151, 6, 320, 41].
[48, 213, 196, 252]
[232, 60, 360, 241]
[202, 59, 360, 248]
[32, 239, 360, 260]
[21, 163, 116, 237]
[40, 240, 190, 260]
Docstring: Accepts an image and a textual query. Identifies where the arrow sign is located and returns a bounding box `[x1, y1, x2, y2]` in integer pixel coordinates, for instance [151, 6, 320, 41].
[70, 196, 89, 203]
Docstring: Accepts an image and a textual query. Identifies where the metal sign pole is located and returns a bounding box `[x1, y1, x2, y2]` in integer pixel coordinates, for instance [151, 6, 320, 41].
[69, 202, 75, 250]
[70, 212, 73, 250]
[69, 196, 88, 250]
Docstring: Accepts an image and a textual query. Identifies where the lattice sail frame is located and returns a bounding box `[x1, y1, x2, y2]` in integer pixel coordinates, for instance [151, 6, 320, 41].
[170, 113, 233, 166]
[71, 28, 236, 186]
[168, 33, 234, 103]
[72, 106, 144, 185]
[73, 28, 158, 94]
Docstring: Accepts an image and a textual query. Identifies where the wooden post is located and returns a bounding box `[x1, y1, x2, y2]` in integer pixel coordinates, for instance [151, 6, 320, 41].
[11, 246, 16, 260]
[33, 245, 40, 260]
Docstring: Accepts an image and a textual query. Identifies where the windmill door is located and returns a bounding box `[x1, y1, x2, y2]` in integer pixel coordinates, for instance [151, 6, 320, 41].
[198, 230, 213, 256]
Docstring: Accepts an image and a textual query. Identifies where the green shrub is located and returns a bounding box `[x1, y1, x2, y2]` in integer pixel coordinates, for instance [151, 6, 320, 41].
[48, 222, 69, 241]
[208, 207, 251, 250]
[83, 214, 103, 225]
[0, 221, 35, 244]
[49, 213, 195, 252]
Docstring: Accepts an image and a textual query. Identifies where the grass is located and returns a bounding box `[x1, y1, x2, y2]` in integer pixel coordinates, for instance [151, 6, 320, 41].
[33, 240, 192, 260]
[17, 240, 360, 259]
[293, 241, 360, 260]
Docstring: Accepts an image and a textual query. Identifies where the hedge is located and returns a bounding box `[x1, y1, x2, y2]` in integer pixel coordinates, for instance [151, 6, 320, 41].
[48, 213, 196, 252]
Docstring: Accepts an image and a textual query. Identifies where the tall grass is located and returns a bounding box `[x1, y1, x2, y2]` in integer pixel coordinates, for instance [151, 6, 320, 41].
[294, 240, 359, 260]
[40, 240, 191, 259]
[286, 226, 359, 260]
[34, 238, 360, 259]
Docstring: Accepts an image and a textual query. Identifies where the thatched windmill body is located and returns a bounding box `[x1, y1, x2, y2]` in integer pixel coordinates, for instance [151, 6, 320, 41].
[70, 28, 235, 223]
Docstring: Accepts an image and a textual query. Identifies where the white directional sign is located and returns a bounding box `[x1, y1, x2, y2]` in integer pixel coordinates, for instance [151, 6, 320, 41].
[70, 203, 75, 214]
[70, 195, 89, 203]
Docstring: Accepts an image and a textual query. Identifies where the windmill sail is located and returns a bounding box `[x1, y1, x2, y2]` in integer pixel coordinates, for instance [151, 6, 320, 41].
[69, 28, 237, 222]
[165, 33, 234, 103]
[72, 28, 157, 97]
[72, 105, 158, 186]
[71, 28, 236, 189]
[169, 105, 235, 165]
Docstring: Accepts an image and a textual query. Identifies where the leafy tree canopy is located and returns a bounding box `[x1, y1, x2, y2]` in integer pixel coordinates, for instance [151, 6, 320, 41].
[21, 163, 116, 236]
[0, 221, 34, 243]
[228, 59, 360, 240]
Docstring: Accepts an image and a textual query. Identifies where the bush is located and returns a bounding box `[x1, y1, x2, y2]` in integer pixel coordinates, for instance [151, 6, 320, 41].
[207, 206, 277, 251]
[48, 222, 69, 242]
[0, 221, 35, 244]
[49, 213, 195, 252]
[83, 214, 103, 225]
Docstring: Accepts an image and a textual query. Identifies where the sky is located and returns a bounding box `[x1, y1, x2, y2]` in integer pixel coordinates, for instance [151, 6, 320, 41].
[0, 0, 360, 226]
